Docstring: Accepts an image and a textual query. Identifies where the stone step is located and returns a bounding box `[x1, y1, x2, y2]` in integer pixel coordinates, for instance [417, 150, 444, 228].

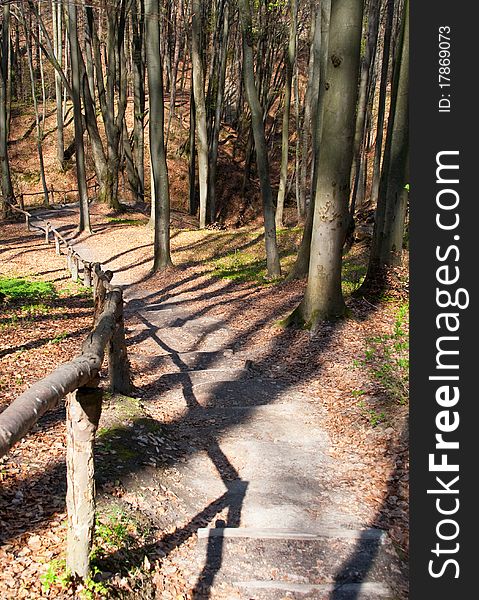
[156, 378, 289, 407]
[154, 369, 248, 387]
[197, 527, 386, 541]
[128, 349, 245, 372]
[232, 580, 393, 599]
[127, 326, 234, 354]
[191, 529, 404, 599]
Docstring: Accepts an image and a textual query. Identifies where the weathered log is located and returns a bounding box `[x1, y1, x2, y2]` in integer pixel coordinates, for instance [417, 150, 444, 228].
[93, 264, 114, 323]
[0, 290, 122, 458]
[108, 290, 131, 395]
[65, 386, 102, 579]
[0, 356, 100, 458]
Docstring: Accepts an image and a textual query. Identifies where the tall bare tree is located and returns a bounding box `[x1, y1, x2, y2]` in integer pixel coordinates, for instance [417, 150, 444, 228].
[145, 0, 172, 270]
[0, 4, 14, 218]
[238, 0, 281, 278]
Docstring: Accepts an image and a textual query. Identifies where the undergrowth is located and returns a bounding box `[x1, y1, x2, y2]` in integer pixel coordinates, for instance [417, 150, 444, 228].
[362, 302, 409, 404]
[0, 276, 56, 303]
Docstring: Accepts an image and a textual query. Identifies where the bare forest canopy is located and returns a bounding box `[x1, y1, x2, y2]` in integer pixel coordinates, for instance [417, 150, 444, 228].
[1, 0, 408, 317]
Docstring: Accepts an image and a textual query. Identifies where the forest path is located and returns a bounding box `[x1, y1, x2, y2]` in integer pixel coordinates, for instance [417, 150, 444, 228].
[38, 208, 405, 599]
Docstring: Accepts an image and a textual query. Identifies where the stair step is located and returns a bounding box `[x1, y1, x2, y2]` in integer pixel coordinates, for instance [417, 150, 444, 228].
[190, 531, 404, 594]
[129, 326, 233, 354]
[157, 378, 288, 407]
[156, 369, 248, 386]
[128, 349, 245, 372]
[197, 527, 385, 541]
[233, 580, 393, 599]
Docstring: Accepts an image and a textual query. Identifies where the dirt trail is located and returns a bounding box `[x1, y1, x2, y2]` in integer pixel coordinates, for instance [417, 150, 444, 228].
[32, 208, 407, 599]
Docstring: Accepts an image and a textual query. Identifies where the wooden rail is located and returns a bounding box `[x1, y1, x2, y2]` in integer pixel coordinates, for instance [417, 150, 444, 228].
[1, 202, 131, 578]
[17, 176, 98, 210]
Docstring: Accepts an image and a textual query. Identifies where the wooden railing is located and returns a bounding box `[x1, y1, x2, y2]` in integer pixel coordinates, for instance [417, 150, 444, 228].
[17, 176, 99, 210]
[0, 202, 131, 578]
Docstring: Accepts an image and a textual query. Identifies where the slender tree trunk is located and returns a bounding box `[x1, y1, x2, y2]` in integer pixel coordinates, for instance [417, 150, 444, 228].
[359, 0, 409, 294]
[370, 0, 395, 205]
[67, 0, 91, 233]
[289, 0, 363, 325]
[188, 89, 197, 215]
[0, 5, 14, 218]
[191, 0, 209, 228]
[145, 0, 172, 270]
[287, 0, 331, 281]
[52, 0, 65, 169]
[131, 0, 145, 200]
[21, 6, 49, 207]
[207, 0, 229, 223]
[238, 0, 281, 278]
[349, 0, 380, 218]
[276, 0, 297, 229]
[299, 3, 321, 220]
[166, 0, 183, 147]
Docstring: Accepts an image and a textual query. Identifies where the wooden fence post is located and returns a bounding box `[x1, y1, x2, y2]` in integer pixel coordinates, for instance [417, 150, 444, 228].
[50, 186, 55, 205]
[65, 386, 102, 579]
[71, 255, 79, 282]
[54, 234, 61, 255]
[25, 214, 30, 231]
[67, 247, 72, 272]
[108, 289, 131, 395]
[83, 263, 92, 288]
[45, 222, 51, 244]
[19, 194, 24, 211]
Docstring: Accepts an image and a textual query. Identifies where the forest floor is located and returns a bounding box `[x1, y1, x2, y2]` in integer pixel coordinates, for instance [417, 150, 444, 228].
[0, 203, 408, 599]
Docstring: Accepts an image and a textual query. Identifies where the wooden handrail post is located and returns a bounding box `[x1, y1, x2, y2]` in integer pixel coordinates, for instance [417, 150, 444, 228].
[71, 255, 79, 282]
[67, 247, 73, 272]
[54, 233, 61, 255]
[25, 214, 30, 231]
[50, 186, 55, 205]
[45, 222, 51, 244]
[108, 289, 131, 395]
[19, 193, 24, 211]
[83, 262, 92, 288]
[65, 385, 102, 579]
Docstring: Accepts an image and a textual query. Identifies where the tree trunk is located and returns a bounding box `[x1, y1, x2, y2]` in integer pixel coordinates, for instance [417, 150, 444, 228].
[289, 0, 363, 325]
[166, 0, 183, 147]
[276, 0, 297, 229]
[52, 0, 65, 169]
[349, 0, 380, 218]
[21, 5, 49, 207]
[207, 0, 229, 223]
[131, 0, 146, 200]
[238, 0, 281, 279]
[0, 4, 14, 218]
[287, 0, 331, 281]
[188, 89, 197, 215]
[191, 0, 209, 229]
[360, 0, 408, 293]
[370, 0, 395, 206]
[298, 2, 320, 220]
[67, 0, 91, 233]
[145, 0, 172, 270]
